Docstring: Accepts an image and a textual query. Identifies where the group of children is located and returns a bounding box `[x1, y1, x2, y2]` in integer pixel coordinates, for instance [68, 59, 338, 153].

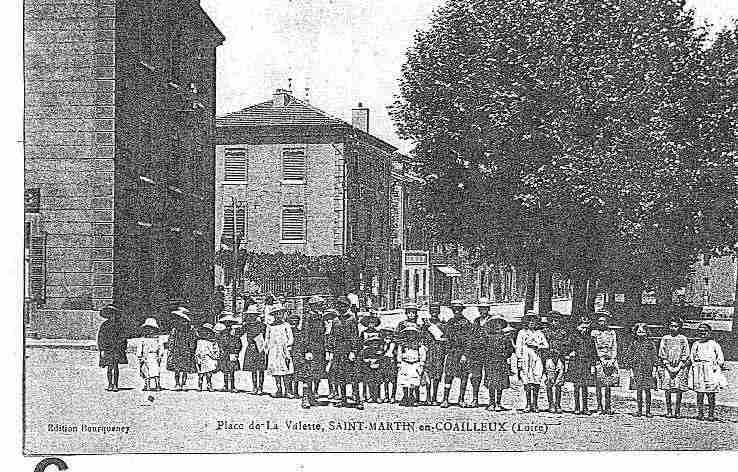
[97, 297, 728, 420]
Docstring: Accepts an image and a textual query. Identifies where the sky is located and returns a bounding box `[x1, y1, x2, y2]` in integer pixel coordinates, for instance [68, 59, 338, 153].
[201, 0, 738, 155]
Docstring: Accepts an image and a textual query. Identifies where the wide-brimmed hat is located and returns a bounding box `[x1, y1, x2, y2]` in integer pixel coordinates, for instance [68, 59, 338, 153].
[450, 299, 464, 308]
[267, 303, 287, 315]
[171, 307, 191, 321]
[307, 295, 325, 305]
[201, 323, 214, 331]
[141, 317, 159, 329]
[245, 305, 262, 315]
[322, 309, 340, 321]
[489, 314, 509, 328]
[478, 298, 491, 307]
[404, 302, 419, 311]
[360, 314, 381, 327]
[219, 313, 240, 324]
[100, 304, 121, 319]
[594, 310, 611, 320]
[213, 323, 227, 333]
[335, 296, 352, 307]
[522, 311, 540, 323]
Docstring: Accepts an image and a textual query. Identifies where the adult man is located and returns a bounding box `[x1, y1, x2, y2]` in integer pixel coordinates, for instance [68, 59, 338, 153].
[440, 300, 473, 408]
[326, 296, 364, 409]
[463, 298, 492, 408]
[294, 295, 327, 408]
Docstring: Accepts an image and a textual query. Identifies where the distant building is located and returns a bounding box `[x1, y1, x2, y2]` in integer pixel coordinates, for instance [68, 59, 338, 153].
[684, 254, 737, 307]
[215, 91, 396, 306]
[24, 0, 224, 338]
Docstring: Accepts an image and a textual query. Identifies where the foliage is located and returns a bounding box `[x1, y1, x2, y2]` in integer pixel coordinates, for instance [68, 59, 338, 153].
[391, 0, 737, 300]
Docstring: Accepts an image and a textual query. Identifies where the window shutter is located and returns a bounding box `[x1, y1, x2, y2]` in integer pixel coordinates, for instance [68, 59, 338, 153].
[29, 232, 46, 303]
[224, 148, 247, 181]
[281, 206, 305, 241]
[223, 207, 246, 241]
[282, 148, 306, 181]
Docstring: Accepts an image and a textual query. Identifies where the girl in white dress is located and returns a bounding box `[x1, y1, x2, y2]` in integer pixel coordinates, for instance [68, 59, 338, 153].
[265, 308, 294, 398]
[515, 312, 548, 412]
[690, 323, 726, 421]
[136, 318, 165, 391]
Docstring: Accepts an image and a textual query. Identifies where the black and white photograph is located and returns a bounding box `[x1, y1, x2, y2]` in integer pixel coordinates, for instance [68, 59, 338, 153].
[16, 0, 738, 457]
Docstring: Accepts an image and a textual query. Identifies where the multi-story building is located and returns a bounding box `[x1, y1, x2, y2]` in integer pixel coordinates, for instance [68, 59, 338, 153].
[683, 254, 737, 308]
[215, 90, 396, 307]
[24, 0, 224, 338]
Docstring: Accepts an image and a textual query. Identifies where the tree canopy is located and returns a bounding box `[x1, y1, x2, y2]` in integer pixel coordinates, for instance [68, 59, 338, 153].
[391, 0, 737, 309]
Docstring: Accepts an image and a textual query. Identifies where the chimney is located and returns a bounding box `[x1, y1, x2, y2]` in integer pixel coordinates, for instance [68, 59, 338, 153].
[352, 102, 369, 133]
[273, 88, 291, 107]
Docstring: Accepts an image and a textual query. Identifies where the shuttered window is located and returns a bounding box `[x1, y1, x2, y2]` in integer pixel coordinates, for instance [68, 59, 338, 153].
[223, 207, 246, 242]
[281, 206, 305, 241]
[282, 147, 306, 181]
[28, 230, 46, 303]
[224, 147, 247, 181]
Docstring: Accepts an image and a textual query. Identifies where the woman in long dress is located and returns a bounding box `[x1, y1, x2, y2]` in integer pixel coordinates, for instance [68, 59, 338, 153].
[264, 307, 294, 398]
[690, 323, 726, 421]
[515, 313, 548, 412]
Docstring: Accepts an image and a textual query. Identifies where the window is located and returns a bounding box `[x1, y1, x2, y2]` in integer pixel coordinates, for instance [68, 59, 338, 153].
[223, 207, 246, 242]
[224, 148, 247, 181]
[282, 147, 306, 181]
[281, 206, 305, 241]
[24, 188, 40, 213]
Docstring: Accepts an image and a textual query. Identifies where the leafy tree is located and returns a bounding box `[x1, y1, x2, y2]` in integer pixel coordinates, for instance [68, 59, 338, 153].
[392, 0, 735, 316]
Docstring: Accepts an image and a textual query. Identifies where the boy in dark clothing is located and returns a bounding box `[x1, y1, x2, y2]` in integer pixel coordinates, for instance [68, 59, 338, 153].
[440, 300, 473, 408]
[542, 311, 570, 413]
[359, 314, 384, 403]
[326, 297, 364, 409]
[422, 303, 447, 405]
[295, 298, 327, 408]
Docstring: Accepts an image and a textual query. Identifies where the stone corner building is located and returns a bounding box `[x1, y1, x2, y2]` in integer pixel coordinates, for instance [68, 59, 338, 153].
[24, 0, 224, 339]
[215, 91, 398, 307]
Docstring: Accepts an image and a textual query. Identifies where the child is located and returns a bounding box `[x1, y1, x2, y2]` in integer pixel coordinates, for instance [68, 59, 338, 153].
[294, 301, 327, 409]
[241, 305, 266, 395]
[166, 307, 198, 391]
[658, 317, 690, 418]
[542, 311, 569, 413]
[483, 315, 514, 411]
[566, 320, 597, 415]
[396, 325, 427, 407]
[421, 303, 447, 406]
[591, 312, 619, 415]
[440, 300, 472, 408]
[216, 323, 243, 393]
[326, 297, 363, 409]
[322, 309, 340, 400]
[624, 322, 658, 417]
[97, 304, 128, 392]
[195, 323, 220, 391]
[136, 317, 164, 391]
[690, 323, 726, 421]
[287, 313, 302, 398]
[515, 312, 548, 412]
[379, 327, 398, 403]
[358, 314, 384, 403]
[264, 307, 295, 398]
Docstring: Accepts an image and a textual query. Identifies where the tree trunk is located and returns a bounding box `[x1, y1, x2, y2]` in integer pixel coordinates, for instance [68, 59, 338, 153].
[538, 267, 553, 315]
[586, 279, 597, 313]
[571, 270, 588, 317]
[524, 266, 537, 313]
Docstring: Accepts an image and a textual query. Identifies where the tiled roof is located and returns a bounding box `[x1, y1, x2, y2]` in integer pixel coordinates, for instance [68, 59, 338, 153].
[216, 95, 348, 128]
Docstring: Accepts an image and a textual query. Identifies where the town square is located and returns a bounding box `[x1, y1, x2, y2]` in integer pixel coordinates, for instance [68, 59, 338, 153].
[21, 0, 738, 454]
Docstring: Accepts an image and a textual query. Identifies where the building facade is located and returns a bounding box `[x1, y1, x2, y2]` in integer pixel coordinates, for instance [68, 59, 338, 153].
[24, 0, 224, 338]
[215, 91, 397, 307]
[683, 254, 737, 308]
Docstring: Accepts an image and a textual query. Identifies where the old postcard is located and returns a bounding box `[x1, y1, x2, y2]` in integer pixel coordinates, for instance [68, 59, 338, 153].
[20, 0, 738, 458]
